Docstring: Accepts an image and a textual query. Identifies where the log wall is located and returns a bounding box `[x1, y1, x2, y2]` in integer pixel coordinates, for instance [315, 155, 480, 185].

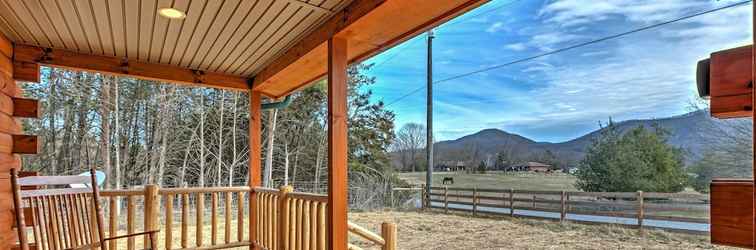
[0, 33, 40, 250]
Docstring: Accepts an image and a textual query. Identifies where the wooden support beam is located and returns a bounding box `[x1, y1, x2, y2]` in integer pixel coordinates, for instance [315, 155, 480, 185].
[11, 97, 39, 118]
[252, 0, 386, 89]
[11, 134, 37, 154]
[13, 45, 250, 90]
[752, 2, 755, 247]
[12, 61, 39, 83]
[248, 90, 262, 250]
[327, 36, 348, 250]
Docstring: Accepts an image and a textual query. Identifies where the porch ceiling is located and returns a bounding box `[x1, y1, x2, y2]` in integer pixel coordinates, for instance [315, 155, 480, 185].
[0, 0, 349, 78]
[0, 0, 488, 96]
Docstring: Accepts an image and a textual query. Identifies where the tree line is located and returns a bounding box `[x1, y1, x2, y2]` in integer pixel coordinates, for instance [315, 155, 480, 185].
[20, 64, 397, 192]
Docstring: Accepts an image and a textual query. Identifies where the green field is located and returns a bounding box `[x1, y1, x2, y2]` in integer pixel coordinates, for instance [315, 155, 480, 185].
[398, 171, 578, 191]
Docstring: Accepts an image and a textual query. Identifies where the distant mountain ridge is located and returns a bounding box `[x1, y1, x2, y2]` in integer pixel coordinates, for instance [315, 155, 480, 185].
[431, 110, 747, 166]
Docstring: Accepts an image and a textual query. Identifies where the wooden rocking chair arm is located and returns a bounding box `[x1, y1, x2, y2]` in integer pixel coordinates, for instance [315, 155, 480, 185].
[66, 229, 161, 250]
[103, 229, 160, 241]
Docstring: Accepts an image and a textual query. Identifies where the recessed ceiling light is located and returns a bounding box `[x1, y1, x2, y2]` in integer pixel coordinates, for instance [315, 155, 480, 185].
[158, 8, 186, 19]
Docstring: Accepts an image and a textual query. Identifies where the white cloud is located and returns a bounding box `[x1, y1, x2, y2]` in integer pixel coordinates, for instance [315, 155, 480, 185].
[486, 22, 506, 33]
[505, 43, 527, 51]
[539, 0, 709, 27]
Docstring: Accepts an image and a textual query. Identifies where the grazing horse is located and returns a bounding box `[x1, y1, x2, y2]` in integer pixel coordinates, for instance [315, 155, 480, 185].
[442, 177, 454, 185]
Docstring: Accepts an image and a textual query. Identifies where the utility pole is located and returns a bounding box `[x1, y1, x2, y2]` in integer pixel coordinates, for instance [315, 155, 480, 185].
[426, 30, 434, 208]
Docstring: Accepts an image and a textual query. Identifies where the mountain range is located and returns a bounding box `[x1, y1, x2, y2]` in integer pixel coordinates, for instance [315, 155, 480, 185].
[431, 110, 750, 166]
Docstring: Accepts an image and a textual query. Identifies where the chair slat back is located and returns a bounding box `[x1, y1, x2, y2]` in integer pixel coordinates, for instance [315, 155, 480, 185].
[10, 169, 106, 250]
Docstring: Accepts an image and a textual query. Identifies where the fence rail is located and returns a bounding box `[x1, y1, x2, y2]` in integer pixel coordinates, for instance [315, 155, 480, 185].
[421, 186, 710, 232]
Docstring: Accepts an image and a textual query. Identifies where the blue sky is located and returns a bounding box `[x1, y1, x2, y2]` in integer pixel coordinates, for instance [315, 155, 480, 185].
[361, 0, 752, 142]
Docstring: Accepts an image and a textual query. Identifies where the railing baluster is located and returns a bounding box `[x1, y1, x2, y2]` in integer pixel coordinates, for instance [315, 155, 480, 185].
[127, 195, 135, 250]
[196, 192, 205, 247]
[289, 198, 296, 249]
[280, 190, 291, 250]
[295, 199, 303, 250]
[302, 200, 311, 250]
[166, 193, 174, 250]
[237, 191, 244, 242]
[225, 192, 231, 244]
[318, 203, 326, 250]
[310, 201, 317, 250]
[181, 193, 189, 248]
[109, 196, 117, 250]
[211, 192, 218, 246]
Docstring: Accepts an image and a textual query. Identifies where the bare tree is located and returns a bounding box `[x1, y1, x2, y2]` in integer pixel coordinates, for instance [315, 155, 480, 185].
[394, 123, 426, 172]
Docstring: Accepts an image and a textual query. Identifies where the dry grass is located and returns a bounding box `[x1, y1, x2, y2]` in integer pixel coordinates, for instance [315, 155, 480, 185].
[399, 171, 578, 191]
[348, 211, 735, 250]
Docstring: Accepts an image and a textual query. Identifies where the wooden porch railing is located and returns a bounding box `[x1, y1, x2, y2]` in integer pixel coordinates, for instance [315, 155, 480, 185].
[97, 185, 395, 250]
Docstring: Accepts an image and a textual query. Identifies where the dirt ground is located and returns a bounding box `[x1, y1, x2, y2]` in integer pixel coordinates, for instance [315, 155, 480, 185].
[348, 211, 735, 250]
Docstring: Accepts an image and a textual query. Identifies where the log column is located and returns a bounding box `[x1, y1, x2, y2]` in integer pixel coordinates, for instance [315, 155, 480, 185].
[327, 36, 348, 250]
[752, 2, 755, 248]
[249, 90, 262, 249]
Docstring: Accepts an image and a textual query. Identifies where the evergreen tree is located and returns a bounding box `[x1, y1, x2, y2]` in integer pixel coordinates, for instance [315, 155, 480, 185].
[576, 122, 687, 192]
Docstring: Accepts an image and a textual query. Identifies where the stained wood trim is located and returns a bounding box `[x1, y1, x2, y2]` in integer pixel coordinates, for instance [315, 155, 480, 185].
[327, 36, 348, 250]
[11, 97, 39, 118]
[12, 44, 251, 90]
[12, 134, 37, 154]
[252, 0, 386, 88]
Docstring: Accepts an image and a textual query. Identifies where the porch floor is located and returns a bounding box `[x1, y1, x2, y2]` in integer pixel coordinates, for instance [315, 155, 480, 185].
[348, 211, 733, 250]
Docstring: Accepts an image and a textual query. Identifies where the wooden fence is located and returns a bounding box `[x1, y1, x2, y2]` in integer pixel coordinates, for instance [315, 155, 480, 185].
[422, 186, 710, 232]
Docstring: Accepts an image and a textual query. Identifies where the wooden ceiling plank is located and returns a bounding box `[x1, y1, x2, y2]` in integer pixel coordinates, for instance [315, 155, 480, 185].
[138, 0, 157, 61]
[72, 0, 104, 55]
[206, 0, 270, 72]
[0, 15, 22, 43]
[243, 5, 327, 76]
[13, 44, 250, 90]
[169, 0, 205, 65]
[123, 0, 140, 59]
[225, 1, 294, 75]
[16, 0, 65, 48]
[89, 0, 117, 56]
[2, 0, 52, 47]
[158, 0, 191, 64]
[54, 0, 92, 53]
[188, 0, 241, 69]
[236, 5, 315, 76]
[106, 0, 127, 57]
[0, 3, 34, 45]
[197, 0, 256, 70]
[149, 0, 173, 63]
[177, 0, 223, 68]
[252, 0, 385, 88]
[282, 0, 332, 15]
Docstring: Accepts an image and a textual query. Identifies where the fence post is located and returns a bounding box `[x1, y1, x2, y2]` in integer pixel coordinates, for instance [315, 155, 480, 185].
[560, 191, 566, 223]
[509, 188, 514, 216]
[637, 191, 644, 231]
[444, 186, 448, 213]
[472, 187, 478, 216]
[144, 184, 159, 250]
[278, 186, 293, 250]
[381, 222, 397, 250]
[420, 184, 426, 210]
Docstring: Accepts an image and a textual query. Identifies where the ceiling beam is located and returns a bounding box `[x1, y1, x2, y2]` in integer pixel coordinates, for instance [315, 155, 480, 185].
[252, 0, 386, 91]
[13, 45, 251, 91]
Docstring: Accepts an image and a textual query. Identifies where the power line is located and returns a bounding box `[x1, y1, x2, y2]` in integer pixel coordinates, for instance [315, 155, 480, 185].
[383, 0, 752, 107]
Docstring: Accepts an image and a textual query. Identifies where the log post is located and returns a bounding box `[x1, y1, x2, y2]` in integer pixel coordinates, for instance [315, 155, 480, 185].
[381, 222, 397, 250]
[637, 191, 644, 231]
[144, 185, 159, 250]
[327, 36, 349, 250]
[278, 186, 292, 250]
[420, 184, 426, 210]
[249, 90, 263, 250]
